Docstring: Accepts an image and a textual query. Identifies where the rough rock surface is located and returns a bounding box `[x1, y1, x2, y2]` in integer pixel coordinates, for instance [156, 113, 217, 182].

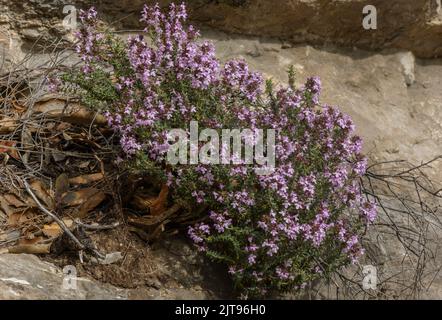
[1, 0, 442, 58]
[0, 254, 127, 299]
[0, 237, 231, 300]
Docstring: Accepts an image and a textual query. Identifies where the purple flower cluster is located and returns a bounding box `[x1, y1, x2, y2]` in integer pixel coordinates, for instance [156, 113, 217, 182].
[187, 73, 378, 290]
[304, 76, 322, 105]
[67, 3, 377, 297]
[209, 211, 232, 233]
[75, 7, 103, 73]
[129, 2, 219, 91]
[75, 3, 264, 160]
[46, 76, 61, 93]
[221, 60, 263, 102]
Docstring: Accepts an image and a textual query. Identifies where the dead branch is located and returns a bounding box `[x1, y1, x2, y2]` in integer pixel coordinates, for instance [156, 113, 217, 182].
[23, 179, 85, 249]
[74, 219, 119, 230]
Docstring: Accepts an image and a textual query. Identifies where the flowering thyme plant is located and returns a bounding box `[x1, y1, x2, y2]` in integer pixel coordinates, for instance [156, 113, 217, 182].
[56, 3, 377, 297]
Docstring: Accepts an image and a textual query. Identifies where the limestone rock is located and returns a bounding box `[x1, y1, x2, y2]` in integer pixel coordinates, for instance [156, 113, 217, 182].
[0, 254, 128, 299]
[399, 52, 416, 86]
[2, 0, 442, 58]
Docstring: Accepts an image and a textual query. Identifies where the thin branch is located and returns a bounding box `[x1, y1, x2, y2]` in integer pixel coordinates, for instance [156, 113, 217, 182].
[74, 219, 120, 230]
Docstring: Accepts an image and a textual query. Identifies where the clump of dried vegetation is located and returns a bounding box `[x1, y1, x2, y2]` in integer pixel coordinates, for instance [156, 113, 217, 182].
[0, 43, 187, 264]
[307, 157, 442, 299]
